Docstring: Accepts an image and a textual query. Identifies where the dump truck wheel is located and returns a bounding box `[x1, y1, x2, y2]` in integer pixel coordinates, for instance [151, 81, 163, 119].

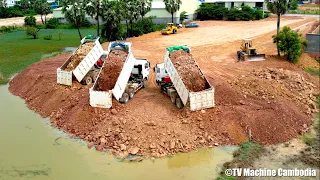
[142, 80, 147, 88]
[84, 76, 92, 85]
[93, 74, 98, 82]
[173, 29, 177, 34]
[128, 88, 134, 99]
[176, 98, 183, 109]
[120, 93, 129, 104]
[170, 93, 177, 104]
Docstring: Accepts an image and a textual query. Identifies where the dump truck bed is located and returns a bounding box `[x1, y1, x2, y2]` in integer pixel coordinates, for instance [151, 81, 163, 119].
[57, 38, 104, 86]
[90, 42, 135, 108]
[164, 48, 215, 111]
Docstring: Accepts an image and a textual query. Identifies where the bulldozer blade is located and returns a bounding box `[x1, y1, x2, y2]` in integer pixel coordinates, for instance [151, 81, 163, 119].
[247, 54, 265, 61]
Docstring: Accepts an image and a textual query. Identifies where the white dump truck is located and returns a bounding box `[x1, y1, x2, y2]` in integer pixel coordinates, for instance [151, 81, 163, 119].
[57, 36, 105, 86]
[89, 42, 150, 108]
[155, 46, 215, 111]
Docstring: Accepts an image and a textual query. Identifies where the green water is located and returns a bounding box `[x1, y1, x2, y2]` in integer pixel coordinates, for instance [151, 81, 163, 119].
[0, 85, 237, 180]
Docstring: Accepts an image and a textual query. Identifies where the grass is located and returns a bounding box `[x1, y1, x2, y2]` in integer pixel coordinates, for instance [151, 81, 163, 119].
[0, 28, 96, 84]
[304, 68, 320, 76]
[216, 142, 263, 180]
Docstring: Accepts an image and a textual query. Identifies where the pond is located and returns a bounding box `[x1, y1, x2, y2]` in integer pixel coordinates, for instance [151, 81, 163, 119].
[0, 85, 237, 180]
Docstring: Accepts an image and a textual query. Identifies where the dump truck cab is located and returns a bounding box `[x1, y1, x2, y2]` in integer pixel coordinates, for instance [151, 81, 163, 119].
[131, 58, 150, 80]
[155, 63, 168, 85]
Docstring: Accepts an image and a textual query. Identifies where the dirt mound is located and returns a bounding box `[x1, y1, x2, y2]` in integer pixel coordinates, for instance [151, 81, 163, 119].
[297, 53, 320, 69]
[234, 68, 319, 114]
[95, 50, 128, 91]
[170, 50, 207, 92]
[65, 42, 95, 71]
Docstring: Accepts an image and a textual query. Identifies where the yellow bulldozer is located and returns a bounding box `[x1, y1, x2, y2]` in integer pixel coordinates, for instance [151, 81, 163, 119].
[161, 23, 178, 35]
[237, 38, 265, 61]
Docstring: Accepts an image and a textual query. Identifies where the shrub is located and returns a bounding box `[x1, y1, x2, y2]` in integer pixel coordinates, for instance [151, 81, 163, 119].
[272, 26, 307, 63]
[289, 0, 298, 10]
[253, 8, 263, 20]
[0, 26, 19, 34]
[239, 5, 254, 21]
[24, 16, 36, 27]
[43, 34, 52, 40]
[196, 3, 228, 20]
[25, 26, 40, 39]
[57, 30, 63, 40]
[226, 7, 241, 20]
[179, 11, 188, 23]
[46, 18, 60, 29]
[132, 17, 156, 36]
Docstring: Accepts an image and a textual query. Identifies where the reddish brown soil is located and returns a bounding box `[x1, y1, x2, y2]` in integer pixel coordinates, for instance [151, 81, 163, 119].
[95, 50, 128, 91]
[8, 17, 320, 159]
[65, 42, 95, 71]
[170, 50, 207, 92]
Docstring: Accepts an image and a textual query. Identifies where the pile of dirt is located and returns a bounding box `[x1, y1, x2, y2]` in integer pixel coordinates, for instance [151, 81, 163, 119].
[234, 68, 319, 114]
[170, 50, 207, 92]
[297, 53, 320, 69]
[95, 50, 128, 91]
[65, 42, 95, 71]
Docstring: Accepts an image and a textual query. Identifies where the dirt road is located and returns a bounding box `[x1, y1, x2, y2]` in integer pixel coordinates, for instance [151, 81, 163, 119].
[9, 16, 320, 158]
[0, 14, 53, 26]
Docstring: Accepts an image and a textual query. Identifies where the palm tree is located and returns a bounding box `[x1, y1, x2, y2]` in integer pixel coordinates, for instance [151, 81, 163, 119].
[85, 0, 102, 36]
[61, 0, 87, 40]
[34, 0, 51, 24]
[163, 0, 182, 23]
[126, 0, 140, 37]
[265, 0, 288, 56]
[138, 0, 152, 19]
[101, 0, 124, 40]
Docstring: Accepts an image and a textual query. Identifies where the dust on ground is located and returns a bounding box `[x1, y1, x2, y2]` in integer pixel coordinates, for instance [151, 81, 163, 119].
[95, 50, 128, 91]
[8, 16, 320, 159]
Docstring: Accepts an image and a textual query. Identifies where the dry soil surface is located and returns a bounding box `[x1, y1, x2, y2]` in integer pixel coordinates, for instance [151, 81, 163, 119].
[65, 42, 95, 71]
[9, 16, 320, 159]
[0, 14, 53, 27]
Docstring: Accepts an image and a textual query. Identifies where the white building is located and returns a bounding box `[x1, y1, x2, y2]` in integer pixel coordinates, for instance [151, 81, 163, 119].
[203, 0, 266, 9]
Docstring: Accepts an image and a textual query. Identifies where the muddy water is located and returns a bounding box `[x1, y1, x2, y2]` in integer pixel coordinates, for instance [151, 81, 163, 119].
[0, 85, 237, 180]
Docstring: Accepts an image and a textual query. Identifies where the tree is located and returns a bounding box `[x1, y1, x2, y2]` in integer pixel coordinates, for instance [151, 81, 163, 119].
[179, 11, 188, 23]
[61, 0, 87, 40]
[24, 16, 36, 26]
[272, 26, 307, 63]
[25, 26, 40, 39]
[101, 0, 124, 41]
[34, 0, 51, 24]
[85, 0, 102, 36]
[138, 0, 152, 19]
[163, 0, 182, 23]
[265, 0, 288, 56]
[126, 0, 140, 37]
[17, 0, 30, 10]
[288, 0, 298, 10]
[0, 0, 7, 7]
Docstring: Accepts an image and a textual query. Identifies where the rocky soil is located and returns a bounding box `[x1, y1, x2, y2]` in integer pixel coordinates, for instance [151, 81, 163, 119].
[8, 17, 320, 160]
[95, 50, 128, 91]
[170, 50, 207, 92]
[65, 42, 95, 71]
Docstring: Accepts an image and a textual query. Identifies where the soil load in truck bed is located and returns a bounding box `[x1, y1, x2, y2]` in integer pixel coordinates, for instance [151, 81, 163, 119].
[65, 42, 96, 71]
[170, 50, 207, 92]
[95, 50, 128, 91]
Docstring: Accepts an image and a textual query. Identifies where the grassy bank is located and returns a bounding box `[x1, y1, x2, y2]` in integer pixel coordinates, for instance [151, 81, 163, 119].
[0, 28, 95, 84]
[216, 142, 264, 180]
[304, 68, 320, 76]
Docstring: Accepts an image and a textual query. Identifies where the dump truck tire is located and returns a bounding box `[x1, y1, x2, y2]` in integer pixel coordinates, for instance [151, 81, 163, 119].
[120, 93, 129, 104]
[173, 29, 177, 34]
[128, 88, 134, 99]
[176, 98, 183, 109]
[170, 93, 177, 104]
[142, 80, 147, 88]
[84, 76, 92, 85]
